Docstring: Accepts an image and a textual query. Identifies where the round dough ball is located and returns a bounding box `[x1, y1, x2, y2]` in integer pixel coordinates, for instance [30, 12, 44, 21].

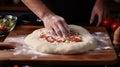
[24, 25, 97, 54]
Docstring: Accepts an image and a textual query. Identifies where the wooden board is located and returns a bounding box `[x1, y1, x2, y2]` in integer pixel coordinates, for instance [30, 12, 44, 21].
[0, 25, 117, 65]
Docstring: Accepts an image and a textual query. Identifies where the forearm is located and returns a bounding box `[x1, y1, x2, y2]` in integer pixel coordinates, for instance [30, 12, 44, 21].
[21, 0, 55, 20]
[96, 0, 112, 2]
[94, 0, 113, 10]
[96, 0, 119, 11]
[95, 0, 114, 6]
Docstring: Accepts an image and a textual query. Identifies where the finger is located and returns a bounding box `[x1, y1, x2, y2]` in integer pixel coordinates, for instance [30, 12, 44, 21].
[62, 22, 70, 33]
[103, 10, 108, 19]
[58, 22, 69, 37]
[61, 21, 71, 35]
[53, 24, 62, 37]
[49, 28, 57, 36]
[97, 13, 102, 26]
[90, 10, 95, 24]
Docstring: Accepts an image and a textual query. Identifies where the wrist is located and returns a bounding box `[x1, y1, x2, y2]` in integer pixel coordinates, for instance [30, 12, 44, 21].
[41, 13, 55, 21]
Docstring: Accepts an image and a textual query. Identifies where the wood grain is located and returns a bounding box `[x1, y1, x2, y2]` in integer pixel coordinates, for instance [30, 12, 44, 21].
[0, 25, 117, 65]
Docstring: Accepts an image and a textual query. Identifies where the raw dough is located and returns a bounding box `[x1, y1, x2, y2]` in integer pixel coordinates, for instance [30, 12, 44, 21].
[24, 25, 97, 54]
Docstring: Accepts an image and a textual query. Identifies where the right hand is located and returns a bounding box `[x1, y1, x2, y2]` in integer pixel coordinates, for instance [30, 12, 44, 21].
[42, 15, 70, 37]
[90, 0, 109, 26]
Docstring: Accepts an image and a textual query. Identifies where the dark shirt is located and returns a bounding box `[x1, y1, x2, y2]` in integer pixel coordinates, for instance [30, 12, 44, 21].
[42, 0, 96, 26]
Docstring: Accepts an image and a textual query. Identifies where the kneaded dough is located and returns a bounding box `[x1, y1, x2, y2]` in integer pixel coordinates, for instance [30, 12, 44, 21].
[24, 25, 97, 54]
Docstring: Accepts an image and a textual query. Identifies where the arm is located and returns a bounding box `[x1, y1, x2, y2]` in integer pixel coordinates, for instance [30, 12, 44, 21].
[21, 0, 54, 20]
[90, 0, 110, 26]
[21, 0, 70, 37]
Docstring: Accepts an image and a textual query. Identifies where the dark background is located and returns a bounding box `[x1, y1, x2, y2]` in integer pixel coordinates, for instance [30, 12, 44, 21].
[0, 0, 120, 67]
[0, 0, 96, 26]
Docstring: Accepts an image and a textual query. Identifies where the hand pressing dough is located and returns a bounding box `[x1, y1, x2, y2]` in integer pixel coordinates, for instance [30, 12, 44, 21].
[24, 25, 97, 54]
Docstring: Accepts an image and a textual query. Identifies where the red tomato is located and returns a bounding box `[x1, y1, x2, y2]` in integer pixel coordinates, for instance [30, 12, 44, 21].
[56, 39, 65, 43]
[40, 34, 46, 38]
[45, 36, 56, 43]
[0, 25, 7, 31]
[67, 36, 81, 42]
[111, 22, 120, 32]
[102, 18, 113, 28]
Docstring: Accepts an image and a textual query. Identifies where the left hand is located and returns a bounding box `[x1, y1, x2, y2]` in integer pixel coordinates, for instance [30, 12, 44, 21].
[90, 0, 109, 26]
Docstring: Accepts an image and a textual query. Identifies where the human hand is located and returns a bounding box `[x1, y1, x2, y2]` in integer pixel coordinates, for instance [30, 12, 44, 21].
[90, 0, 109, 26]
[42, 15, 70, 37]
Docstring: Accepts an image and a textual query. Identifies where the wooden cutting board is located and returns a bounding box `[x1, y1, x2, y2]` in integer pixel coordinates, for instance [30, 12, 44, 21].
[0, 25, 117, 65]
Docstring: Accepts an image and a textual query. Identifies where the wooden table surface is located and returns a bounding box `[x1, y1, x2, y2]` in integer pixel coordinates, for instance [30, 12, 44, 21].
[0, 25, 118, 65]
